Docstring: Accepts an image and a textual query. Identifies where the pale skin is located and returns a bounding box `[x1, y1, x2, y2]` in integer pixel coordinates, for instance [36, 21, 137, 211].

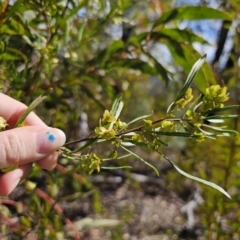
[0, 93, 66, 196]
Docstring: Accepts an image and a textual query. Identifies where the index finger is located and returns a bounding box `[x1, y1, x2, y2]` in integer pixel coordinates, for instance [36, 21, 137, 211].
[0, 93, 47, 128]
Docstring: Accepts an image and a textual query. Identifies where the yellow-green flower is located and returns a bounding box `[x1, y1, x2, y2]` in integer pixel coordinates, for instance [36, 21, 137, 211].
[115, 120, 127, 129]
[160, 120, 176, 131]
[102, 110, 115, 123]
[175, 88, 193, 109]
[132, 134, 141, 142]
[94, 126, 116, 139]
[0, 117, 7, 131]
[185, 110, 202, 127]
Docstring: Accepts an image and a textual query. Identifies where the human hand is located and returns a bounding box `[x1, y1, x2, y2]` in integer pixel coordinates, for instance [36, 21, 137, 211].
[0, 93, 66, 196]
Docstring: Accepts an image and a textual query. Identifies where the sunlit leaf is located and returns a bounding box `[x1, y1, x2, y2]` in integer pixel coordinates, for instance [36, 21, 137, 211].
[109, 95, 124, 130]
[14, 88, 53, 128]
[160, 28, 210, 44]
[120, 141, 136, 147]
[102, 154, 132, 161]
[110, 95, 123, 117]
[160, 154, 231, 199]
[206, 119, 224, 123]
[167, 55, 206, 112]
[176, 54, 207, 100]
[165, 43, 216, 91]
[0, 19, 25, 35]
[202, 124, 239, 136]
[203, 115, 238, 120]
[134, 29, 209, 47]
[153, 6, 232, 28]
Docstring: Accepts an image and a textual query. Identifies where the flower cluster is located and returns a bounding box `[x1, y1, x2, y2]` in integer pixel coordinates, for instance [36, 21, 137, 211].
[203, 85, 229, 111]
[77, 153, 101, 174]
[94, 110, 127, 139]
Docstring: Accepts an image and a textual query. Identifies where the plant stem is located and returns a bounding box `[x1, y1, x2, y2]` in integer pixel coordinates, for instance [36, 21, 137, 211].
[63, 117, 171, 146]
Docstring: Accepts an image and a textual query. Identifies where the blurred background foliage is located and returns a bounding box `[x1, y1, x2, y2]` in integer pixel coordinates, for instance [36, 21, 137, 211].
[0, 0, 240, 239]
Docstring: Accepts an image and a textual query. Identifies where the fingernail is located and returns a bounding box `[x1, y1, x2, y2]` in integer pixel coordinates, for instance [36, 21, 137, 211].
[36, 128, 66, 153]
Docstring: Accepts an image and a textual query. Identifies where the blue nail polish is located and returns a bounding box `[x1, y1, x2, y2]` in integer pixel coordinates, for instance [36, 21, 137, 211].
[46, 131, 56, 142]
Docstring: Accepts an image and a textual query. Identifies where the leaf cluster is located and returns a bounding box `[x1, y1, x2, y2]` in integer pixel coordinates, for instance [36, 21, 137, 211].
[56, 56, 238, 198]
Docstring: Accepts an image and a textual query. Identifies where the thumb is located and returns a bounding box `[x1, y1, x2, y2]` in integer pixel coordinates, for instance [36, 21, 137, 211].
[0, 126, 66, 169]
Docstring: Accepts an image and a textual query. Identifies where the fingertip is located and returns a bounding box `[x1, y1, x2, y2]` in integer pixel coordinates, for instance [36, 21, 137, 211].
[0, 164, 32, 196]
[36, 151, 59, 170]
[36, 128, 66, 154]
[0, 126, 66, 169]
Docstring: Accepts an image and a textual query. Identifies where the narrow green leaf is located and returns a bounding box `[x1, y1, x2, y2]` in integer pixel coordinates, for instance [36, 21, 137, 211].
[113, 101, 124, 121]
[72, 139, 98, 153]
[109, 95, 124, 130]
[110, 95, 123, 116]
[160, 28, 210, 44]
[14, 88, 53, 128]
[150, 131, 201, 138]
[0, 47, 28, 61]
[204, 105, 239, 115]
[153, 6, 232, 28]
[176, 54, 206, 101]
[167, 55, 206, 113]
[165, 43, 216, 92]
[0, 19, 25, 35]
[127, 112, 153, 126]
[206, 119, 224, 123]
[202, 124, 239, 136]
[120, 141, 136, 147]
[101, 166, 132, 170]
[198, 127, 216, 137]
[102, 154, 132, 161]
[161, 154, 231, 199]
[203, 115, 238, 120]
[173, 160, 231, 198]
[154, 137, 168, 146]
[153, 59, 170, 85]
[0, 164, 18, 173]
[120, 145, 159, 176]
